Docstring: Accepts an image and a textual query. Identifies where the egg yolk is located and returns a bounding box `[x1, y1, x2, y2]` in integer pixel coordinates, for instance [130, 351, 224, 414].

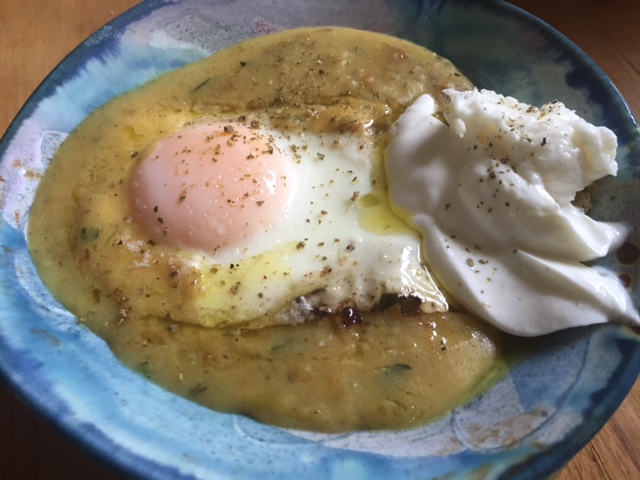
[130, 122, 294, 253]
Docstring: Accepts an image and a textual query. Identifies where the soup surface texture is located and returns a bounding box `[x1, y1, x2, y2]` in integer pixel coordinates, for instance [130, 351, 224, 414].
[28, 27, 515, 432]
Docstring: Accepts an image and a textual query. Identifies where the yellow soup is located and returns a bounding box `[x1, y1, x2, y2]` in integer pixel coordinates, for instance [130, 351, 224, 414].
[28, 27, 519, 432]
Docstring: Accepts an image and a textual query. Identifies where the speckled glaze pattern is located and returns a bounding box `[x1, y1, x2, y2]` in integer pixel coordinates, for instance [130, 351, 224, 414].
[1, 1, 639, 479]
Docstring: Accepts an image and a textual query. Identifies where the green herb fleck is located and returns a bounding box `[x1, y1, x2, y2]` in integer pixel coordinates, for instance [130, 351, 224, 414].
[138, 361, 151, 379]
[192, 77, 211, 92]
[189, 383, 208, 396]
[271, 339, 293, 352]
[383, 363, 412, 377]
[81, 227, 100, 242]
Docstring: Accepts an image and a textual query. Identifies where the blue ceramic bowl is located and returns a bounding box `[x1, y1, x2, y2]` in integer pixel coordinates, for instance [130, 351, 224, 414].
[1, 1, 639, 479]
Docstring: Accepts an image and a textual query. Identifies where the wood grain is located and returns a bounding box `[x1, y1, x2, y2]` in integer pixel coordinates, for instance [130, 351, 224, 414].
[1, 1, 639, 479]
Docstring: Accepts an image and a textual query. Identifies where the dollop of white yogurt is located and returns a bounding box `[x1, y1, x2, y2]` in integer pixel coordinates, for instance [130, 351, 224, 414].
[387, 88, 640, 336]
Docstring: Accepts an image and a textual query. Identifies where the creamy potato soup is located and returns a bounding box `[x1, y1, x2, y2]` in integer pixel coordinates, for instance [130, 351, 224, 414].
[28, 27, 520, 432]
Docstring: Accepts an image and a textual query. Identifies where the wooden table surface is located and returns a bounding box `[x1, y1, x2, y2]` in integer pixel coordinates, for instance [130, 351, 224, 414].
[1, 1, 639, 478]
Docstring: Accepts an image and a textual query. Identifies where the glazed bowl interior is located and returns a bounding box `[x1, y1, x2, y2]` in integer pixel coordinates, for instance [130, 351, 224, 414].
[1, 1, 639, 479]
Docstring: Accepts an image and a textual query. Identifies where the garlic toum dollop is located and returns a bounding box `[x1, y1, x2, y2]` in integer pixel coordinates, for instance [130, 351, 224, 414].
[386, 88, 640, 336]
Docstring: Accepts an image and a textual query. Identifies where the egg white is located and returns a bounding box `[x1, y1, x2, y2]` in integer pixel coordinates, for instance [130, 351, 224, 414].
[139, 114, 447, 329]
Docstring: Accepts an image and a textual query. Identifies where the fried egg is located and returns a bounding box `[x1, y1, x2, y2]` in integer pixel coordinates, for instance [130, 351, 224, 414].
[129, 115, 447, 328]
